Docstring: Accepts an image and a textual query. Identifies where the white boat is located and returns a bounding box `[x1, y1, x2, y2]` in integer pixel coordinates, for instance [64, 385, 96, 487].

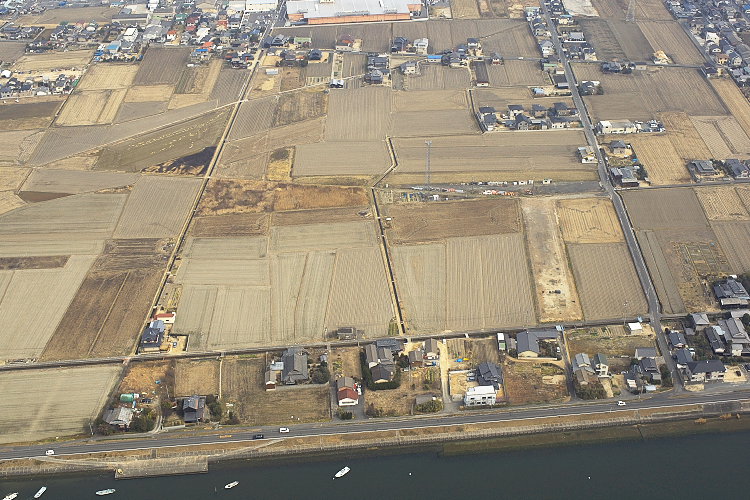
[34, 487, 47, 498]
[95, 489, 115, 496]
[224, 481, 239, 489]
[2, 493, 18, 500]
[334, 466, 350, 479]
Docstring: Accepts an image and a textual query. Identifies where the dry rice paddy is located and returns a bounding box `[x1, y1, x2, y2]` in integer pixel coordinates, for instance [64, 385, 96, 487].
[77, 64, 139, 91]
[22, 169, 138, 194]
[56, 90, 126, 126]
[690, 116, 750, 159]
[638, 20, 704, 65]
[696, 186, 750, 221]
[558, 197, 624, 244]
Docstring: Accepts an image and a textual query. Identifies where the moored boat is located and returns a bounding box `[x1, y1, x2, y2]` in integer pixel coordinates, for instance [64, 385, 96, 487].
[34, 487, 47, 498]
[225, 481, 239, 489]
[334, 466, 350, 479]
[2, 493, 18, 500]
[95, 489, 116, 496]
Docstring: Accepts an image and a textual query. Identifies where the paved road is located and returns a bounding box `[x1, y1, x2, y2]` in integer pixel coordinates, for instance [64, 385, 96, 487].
[540, 4, 678, 387]
[1, 389, 747, 462]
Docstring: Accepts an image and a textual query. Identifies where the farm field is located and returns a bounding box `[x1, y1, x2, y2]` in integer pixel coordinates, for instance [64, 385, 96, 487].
[404, 64, 471, 91]
[325, 86, 391, 141]
[0, 100, 64, 130]
[485, 60, 550, 87]
[620, 133, 691, 185]
[690, 115, 750, 159]
[521, 197, 582, 323]
[574, 65, 726, 122]
[566, 325, 658, 372]
[191, 213, 269, 238]
[22, 169, 138, 194]
[222, 357, 331, 425]
[0, 41, 28, 63]
[557, 197, 624, 244]
[16, 6, 117, 24]
[173, 219, 393, 349]
[451, 0, 481, 18]
[133, 46, 191, 86]
[567, 243, 648, 321]
[391, 109, 477, 136]
[711, 78, 750, 138]
[0, 366, 120, 444]
[503, 359, 568, 405]
[230, 97, 277, 137]
[622, 188, 710, 230]
[638, 21, 704, 65]
[77, 64, 139, 90]
[695, 186, 750, 221]
[590, 0, 672, 19]
[125, 85, 175, 102]
[294, 141, 391, 177]
[113, 176, 202, 239]
[0, 167, 27, 192]
[365, 366, 441, 416]
[384, 198, 520, 243]
[578, 18, 653, 62]
[636, 230, 682, 314]
[55, 90, 126, 126]
[12, 50, 92, 72]
[41, 239, 168, 360]
[711, 221, 750, 273]
[0, 129, 43, 166]
[391, 233, 536, 333]
[174, 359, 220, 397]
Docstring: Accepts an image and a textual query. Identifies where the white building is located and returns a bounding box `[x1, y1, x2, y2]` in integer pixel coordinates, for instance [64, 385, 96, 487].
[245, 0, 278, 12]
[464, 385, 497, 407]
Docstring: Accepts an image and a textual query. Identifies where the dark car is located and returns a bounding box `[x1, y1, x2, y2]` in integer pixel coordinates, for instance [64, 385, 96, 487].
[253, 433, 264, 439]
[744, 363, 750, 371]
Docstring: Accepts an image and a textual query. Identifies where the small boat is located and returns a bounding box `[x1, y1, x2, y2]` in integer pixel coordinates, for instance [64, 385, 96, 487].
[2, 493, 18, 500]
[334, 466, 350, 479]
[95, 489, 116, 496]
[224, 481, 239, 489]
[34, 487, 47, 498]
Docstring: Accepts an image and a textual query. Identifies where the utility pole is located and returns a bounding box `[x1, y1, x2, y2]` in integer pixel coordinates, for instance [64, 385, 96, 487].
[425, 140, 432, 189]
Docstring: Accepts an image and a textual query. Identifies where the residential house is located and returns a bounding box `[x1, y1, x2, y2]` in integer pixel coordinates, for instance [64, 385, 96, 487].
[706, 326, 726, 354]
[714, 278, 750, 307]
[376, 338, 404, 353]
[689, 160, 721, 180]
[365, 343, 380, 368]
[610, 167, 639, 187]
[477, 106, 498, 132]
[668, 331, 687, 349]
[139, 320, 165, 353]
[718, 318, 750, 356]
[610, 140, 631, 156]
[413, 38, 428, 55]
[726, 158, 750, 178]
[391, 36, 409, 53]
[334, 326, 356, 340]
[400, 61, 417, 75]
[634, 347, 657, 360]
[182, 395, 206, 423]
[281, 346, 309, 384]
[476, 362, 503, 389]
[408, 348, 424, 367]
[464, 385, 497, 406]
[593, 353, 609, 377]
[640, 357, 661, 384]
[264, 369, 277, 391]
[685, 360, 726, 383]
[474, 61, 489, 87]
[496, 333, 507, 351]
[103, 407, 134, 429]
[573, 352, 597, 385]
[539, 40, 555, 57]
[690, 313, 711, 330]
[424, 338, 440, 360]
[579, 146, 597, 163]
[597, 120, 637, 134]
[336, 377, 359, 406]
[516, 329, 558, 358]
[371, 363, 395, 383]
[674, 348, 693, 369]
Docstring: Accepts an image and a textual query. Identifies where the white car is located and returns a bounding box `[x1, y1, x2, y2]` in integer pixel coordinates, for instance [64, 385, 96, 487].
[617, 401, 626, 406]
[279, 427, 290, 433]
[45, 449, 54, 456]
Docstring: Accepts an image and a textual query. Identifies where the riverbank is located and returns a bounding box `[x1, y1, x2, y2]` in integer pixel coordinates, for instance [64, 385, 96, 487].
[2, 399, 749, 479]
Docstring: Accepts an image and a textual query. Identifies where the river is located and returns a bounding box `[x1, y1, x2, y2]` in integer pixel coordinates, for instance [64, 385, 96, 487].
[2, 428, 747, 499]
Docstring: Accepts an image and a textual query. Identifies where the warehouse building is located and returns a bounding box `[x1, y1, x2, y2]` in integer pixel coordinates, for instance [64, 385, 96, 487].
[286, 0, 422, 24]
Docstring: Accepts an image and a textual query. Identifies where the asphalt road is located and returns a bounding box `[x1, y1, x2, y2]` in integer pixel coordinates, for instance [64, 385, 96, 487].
[540, 4, 678, 386]
[1, 389, 747, 462]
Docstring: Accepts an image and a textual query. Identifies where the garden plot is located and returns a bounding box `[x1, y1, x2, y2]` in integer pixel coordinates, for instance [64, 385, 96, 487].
[113, 176, 201, 239]
[486, 60, 550, 87]
[0, 366, 119, 444]
[22, 169, 138, 194]
[567, 243, 648, 321]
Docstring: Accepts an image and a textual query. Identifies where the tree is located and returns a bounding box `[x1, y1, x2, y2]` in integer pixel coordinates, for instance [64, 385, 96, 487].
[130, 412, 155, 433]
[226, 411, 241, 425]
[574, 380, 606, 400]
[660, 365, 673, 388]
[311, 363, 330, 384]
[208, 400, 223, 420]
[338, 410, 353, 420]
[415, 399, 443, 413]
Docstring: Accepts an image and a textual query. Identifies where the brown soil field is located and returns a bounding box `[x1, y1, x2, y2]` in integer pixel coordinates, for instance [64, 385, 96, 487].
[558, 197, 624, 244]
[365, 367, 441, 416]
[638, 21, 705, 65]
[0, 167, 27, 191]
[270, 206, 369, 226]
[22, 169, 137, 194]
[191, 213, 270, 237]
[16, 6, 117, 25]
[568, 243, 648, 321]
[197, 179, 369, 215]
[222, 357, 331, 425]
[134, 47, 190, 86]
[392, 89, 468, 111]
[12, 50, 92, 72]
[0, 100, 63, 130]
[636, 229, 683, 314]
[522, 197, 582, 323]
[567, 325, 657, 372]
[391, 108, 477, 136]
[267, 147, 293, 182]
[0, 41, 28, 63]
[575, 65, 726, 122]
[503, 0, 540, 17]
[273, 90, 327, 127]
[228, 97, 277, 141]
[328, 346, 362, 380]
[115, 101, 168, 123]
[325, 86, 392, 141]
[0, 192, 25, 216]
[174, 359, 220, 397]
[0, 255, 69, 270]
[578, 18, 653, 61]
[711, 221, 750, 273]
[657, 112, 712, 165]
[293, 140, 391, 177]
[0, 129, 44, 166]
[40, 239, 168, 360]
[404, 64, 471, 91]
[117, 360, 171, 396]
[279, 67, 305, 92]
[77, 64, 138, 90]
[695, 186, 750, 221]
[249, 71, 281, 98]
[124, 85, 175, 102]
[210, 68, 251, 106]
[591, 0, 672, 19]
[621, 133, 691, 185]
[451, 0, 481, 18]
[56, 89, 126, 126]
[622, 188, 710, 230]
[384, 198, 520, 243]
[96, 108, 230, 172]
[503, 359, 568, 405]
[691, 115, 750, 159]
[711, 78, 750, 138]
[486, 60, 550, 87]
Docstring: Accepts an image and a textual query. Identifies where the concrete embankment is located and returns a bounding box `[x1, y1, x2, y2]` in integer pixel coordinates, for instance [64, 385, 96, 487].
[2, 400, 750, 479]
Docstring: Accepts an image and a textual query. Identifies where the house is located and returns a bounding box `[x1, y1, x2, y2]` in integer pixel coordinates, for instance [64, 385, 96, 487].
[626, 363, 645, 393]
[474, 61, 489, 87]
[308, 49, 323, 61]
[610, 140, 631, 156]
[516, 329, 558, 358]
[365, 344, 379, 368]
[281, 346, 309, 384]
[400, 61, 417, 75]
[610, 167, 639, 187]
[640, 357, 661, 384]
[685, 360, 726, 383]
[539, 40, 555, 57]
[714, 278, 750, 307]
[496, 333, 507, 351]
[103, 407, 134, 429]
[668, 331, 687, 349]
[334, 326, 356, 340]
[182, 395, 206, 423]
[336, 377, 359, 406]
[578, 146, 597, 163]
[598, 120, 637, 134]
[153, 312, 176, 324]
[634, 347, 657, 360]
[552, 102, 576, 117]
[371, 363, 395, 383]
[718, 318, 750, 356]
[689, 160, 720, 180]
[464, 385, 497, 406]
[690, 313, 711, 330]
[574, 352, 591, 369]
[726, 158, 750, 178]
[264, 370, 277, 391]
[424, 338, 440, 360]
[593, 353, 609, 377]
[139, 321, 165, 353]
[408, 349, 424, 367]
[413, 38, 429, 55]
[489, 52, 502, 64]
[706, 326, 726, 354]
[476, 362, 503, 389]
[477, 106, 498, 132]
[335, 34, 356, 51]
[627, 322, 643, 334]
[376, 338, 404, 353]
[674, 348, 693, 369]
[391, 36, 409, 53]
[573, 365, 597, 385]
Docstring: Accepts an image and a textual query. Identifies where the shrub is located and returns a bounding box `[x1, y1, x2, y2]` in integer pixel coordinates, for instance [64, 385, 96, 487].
[338, 411, 353, 420]
[311, 363, 330, 384]
[574, 379, 606, 400]
[415, 399, 443, 413]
